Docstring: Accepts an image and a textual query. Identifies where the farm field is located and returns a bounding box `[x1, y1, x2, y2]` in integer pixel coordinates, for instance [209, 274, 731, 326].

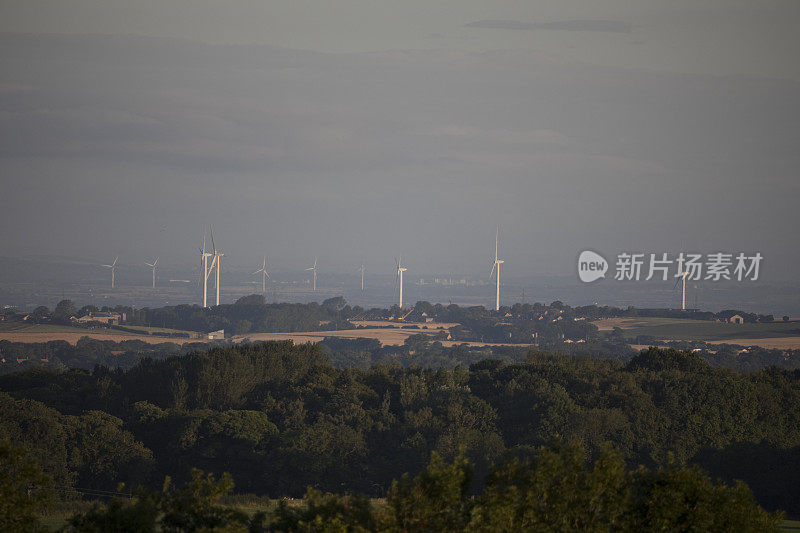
[0, 322, 194, 345]
[350, 319, 460, 329]
[236, 327, 435, 346]
[706, 337, 800, 350]
[592, 317, 800, 343]
[238, 327, 529, 348]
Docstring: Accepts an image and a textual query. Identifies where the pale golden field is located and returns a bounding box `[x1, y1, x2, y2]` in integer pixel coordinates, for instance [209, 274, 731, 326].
[706, 337, 800, 350]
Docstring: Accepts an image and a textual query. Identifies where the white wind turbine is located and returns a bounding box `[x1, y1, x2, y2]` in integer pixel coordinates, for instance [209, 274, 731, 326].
[210, 225, 223, 306]
[199, 231, 214, 307]
[395, 256, 408, 309]
[102, 256, 118, 288]
[490, 228, 504, 311]
[253, 256, 270, 293]
[145, 257, 159, 288]
[306, 257, 318, 291]
[674, 270, 689, 311]
[674, 249, 690, 311]
[359, 263, 365, 291]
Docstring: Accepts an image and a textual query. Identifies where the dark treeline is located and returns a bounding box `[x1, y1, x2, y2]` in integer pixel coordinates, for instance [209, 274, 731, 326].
[0, 334, 632, 376]
[1, 342, 799, 517]
[3, 328, 798, 383]
[6, 295, 776, 342]
[5, 295, 356, 335]
[372, 300, 775, 324]
[0, 338, 209, 374]
[124, 296, 355, 335]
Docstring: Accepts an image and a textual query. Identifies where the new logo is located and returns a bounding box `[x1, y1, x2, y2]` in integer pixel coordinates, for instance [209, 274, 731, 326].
[578, 250, 608, 283]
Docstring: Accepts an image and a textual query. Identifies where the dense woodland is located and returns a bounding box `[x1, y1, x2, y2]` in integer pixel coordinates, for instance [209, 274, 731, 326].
[1, 342, 799, 523]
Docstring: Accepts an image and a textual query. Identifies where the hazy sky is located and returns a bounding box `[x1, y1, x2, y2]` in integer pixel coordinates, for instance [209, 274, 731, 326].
[1, 1, 799, 279]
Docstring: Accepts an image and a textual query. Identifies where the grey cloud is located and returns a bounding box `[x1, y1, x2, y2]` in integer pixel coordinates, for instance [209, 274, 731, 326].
[465, 19, 633, 34]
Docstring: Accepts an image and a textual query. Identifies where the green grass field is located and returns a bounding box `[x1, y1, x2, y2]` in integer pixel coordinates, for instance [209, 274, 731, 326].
[111, 324, 198, 336]
[613, 318, 800, 342]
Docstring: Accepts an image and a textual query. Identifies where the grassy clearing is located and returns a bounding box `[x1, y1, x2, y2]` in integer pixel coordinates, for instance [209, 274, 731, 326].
[111, 324, 197, 336]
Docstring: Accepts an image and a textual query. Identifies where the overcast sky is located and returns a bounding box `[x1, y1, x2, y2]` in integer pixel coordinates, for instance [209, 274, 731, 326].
[1, 1, 798, 279]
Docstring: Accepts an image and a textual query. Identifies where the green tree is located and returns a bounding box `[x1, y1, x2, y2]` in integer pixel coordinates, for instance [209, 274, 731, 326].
[0, 440, 51, 533]
[267, 487, 375, 532]
[66, 469, 248, 533]
[53, 299, 78, 323]
[627, 461, 781, 531]
[65, 492, 159, 533]
[469, 441, 629, 532]
[382, 451, 472, 532]
[159, 469, 248, 532]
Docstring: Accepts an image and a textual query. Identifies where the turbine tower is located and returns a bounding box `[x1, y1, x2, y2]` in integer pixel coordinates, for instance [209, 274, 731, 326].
[102, 256, 118, 288]
[359, 263, 365, 291]
[306, 257, 318, 291]
[200, 232, 214, 307]
[210, 225, 223, 306]
[253, 256, 270, 293]
[674, 270, 689, 311]
[395, 256, 407, 309]
[145, 257, 159, 288]
[490, 228, 504, 311]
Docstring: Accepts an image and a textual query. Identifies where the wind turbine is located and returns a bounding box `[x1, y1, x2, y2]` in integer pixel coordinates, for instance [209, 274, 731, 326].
[359, 263, 365, 291]
[490, 228, 504, 311]
[145, 257, 159, 288]
[210, 225, 223, 306]
[395, 256, 407, 309]
[674, 270, 689, 311]
[306, 257, 317, 291]
[102, 256, 118, 288]
[199, 231, 214, 307]
[253, 256, 270, 293]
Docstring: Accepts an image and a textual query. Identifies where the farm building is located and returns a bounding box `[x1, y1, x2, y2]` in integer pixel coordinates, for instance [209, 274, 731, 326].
[75, 312, 122, 325]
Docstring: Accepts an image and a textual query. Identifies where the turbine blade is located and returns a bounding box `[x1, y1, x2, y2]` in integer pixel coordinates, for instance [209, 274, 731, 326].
[210, 225, 216, 252]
